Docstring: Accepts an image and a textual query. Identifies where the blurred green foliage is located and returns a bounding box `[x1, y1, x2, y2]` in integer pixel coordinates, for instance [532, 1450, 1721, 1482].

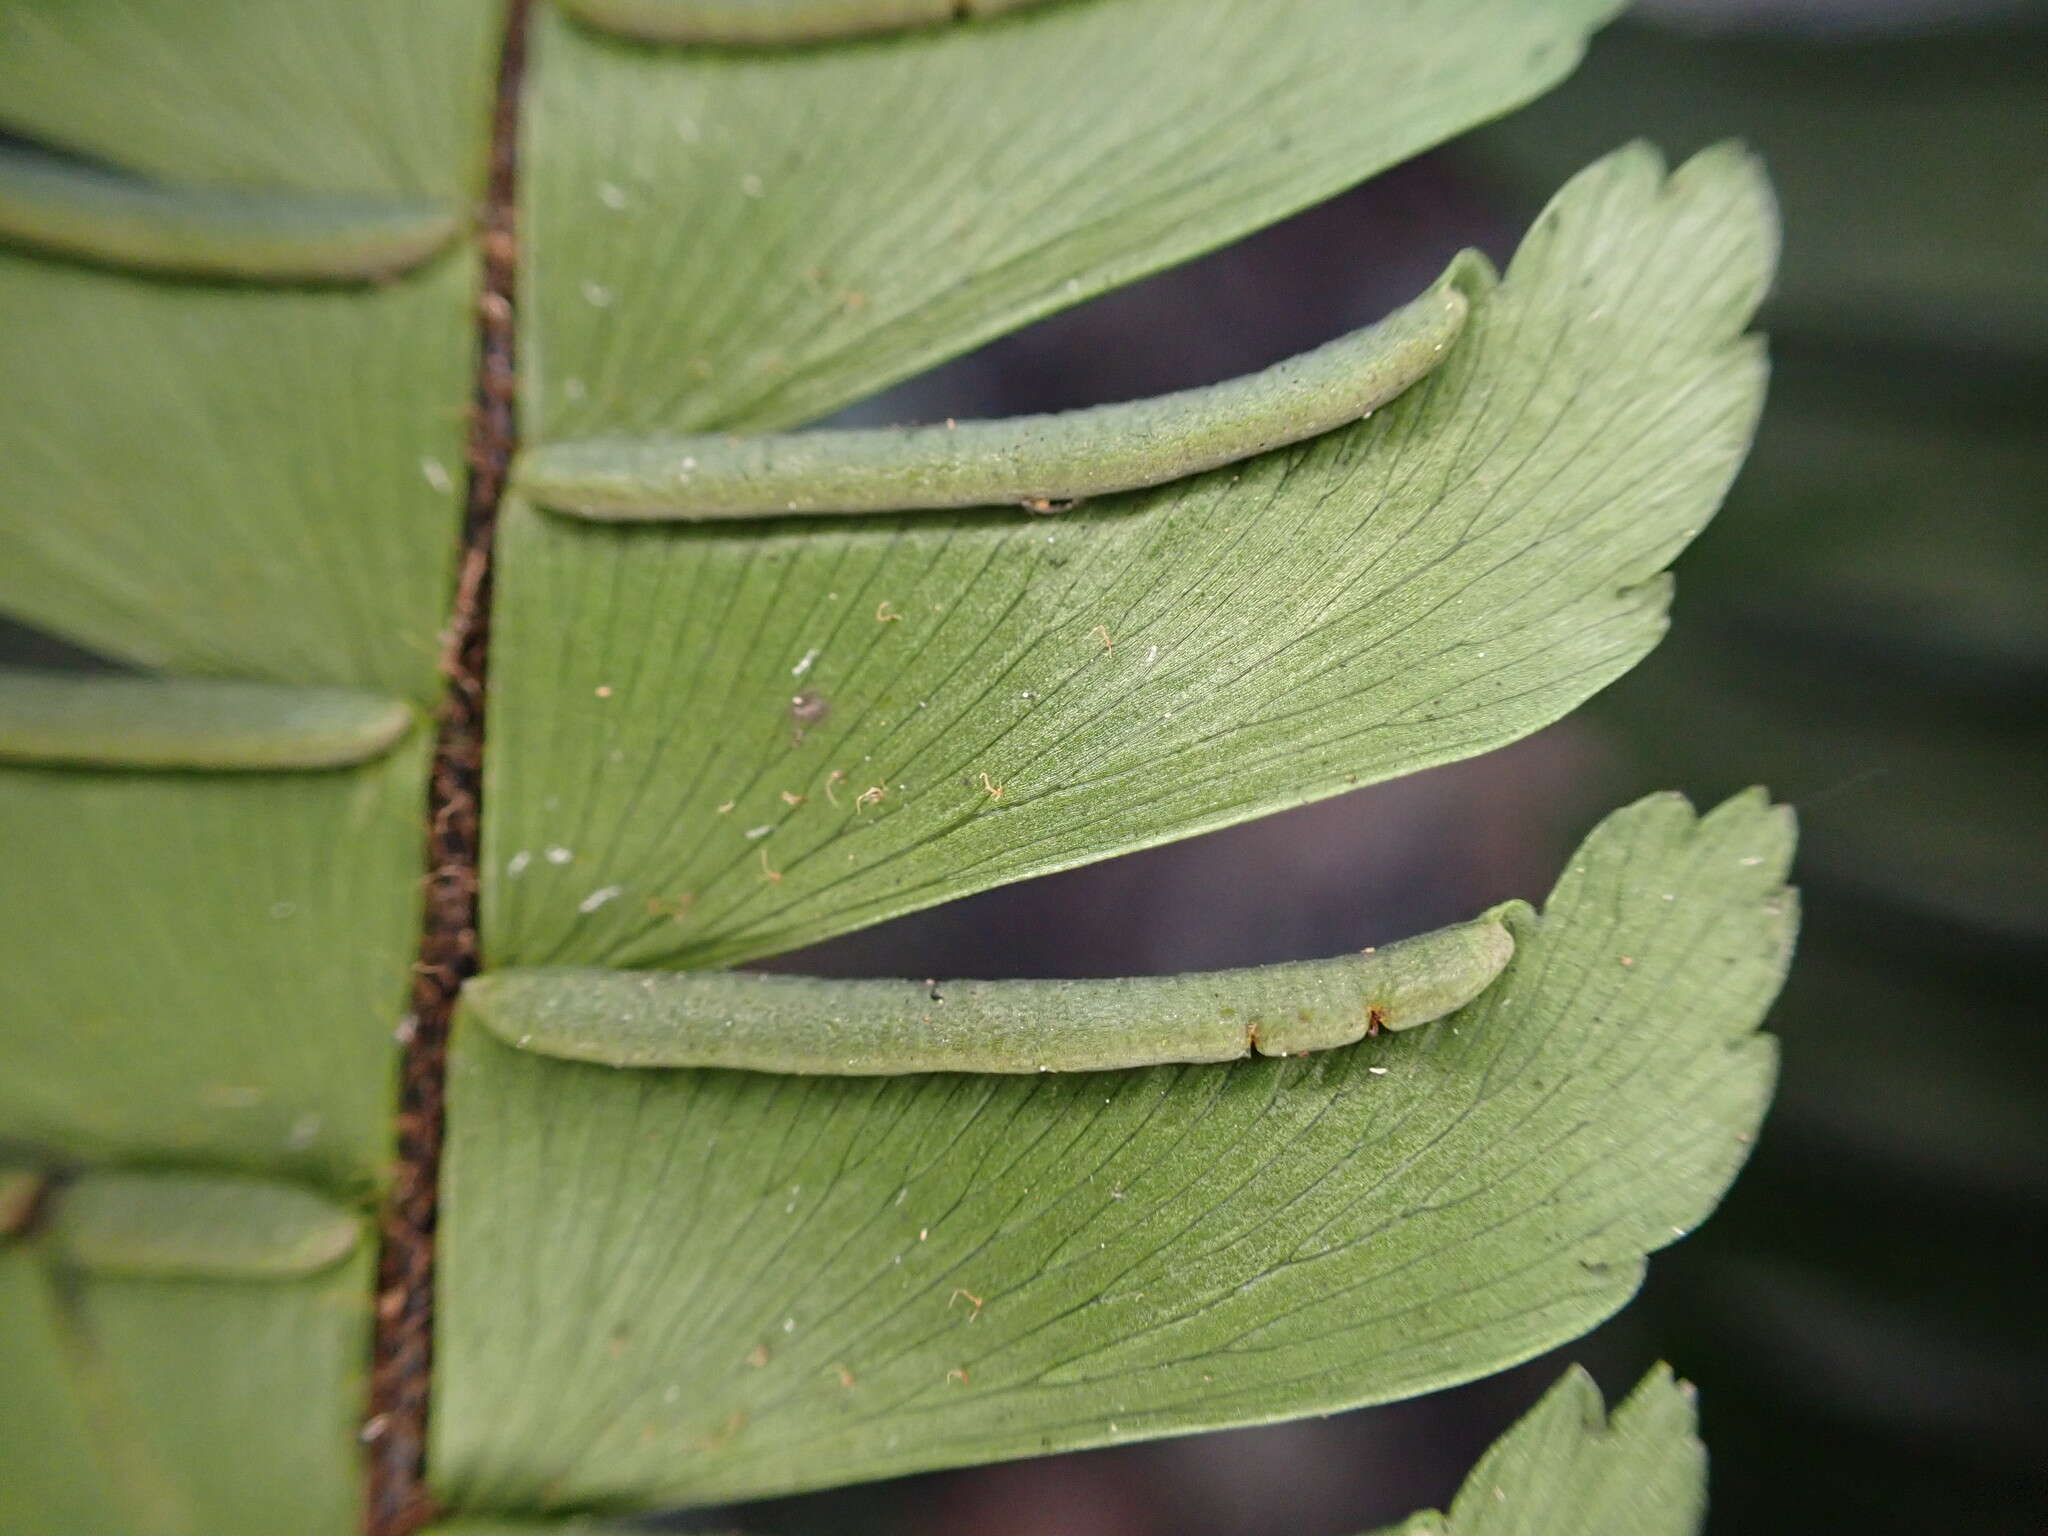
[1466, 12, 2048, 1532]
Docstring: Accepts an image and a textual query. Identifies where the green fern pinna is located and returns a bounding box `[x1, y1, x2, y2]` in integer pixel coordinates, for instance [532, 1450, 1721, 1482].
[0, 2, 1791, 1531]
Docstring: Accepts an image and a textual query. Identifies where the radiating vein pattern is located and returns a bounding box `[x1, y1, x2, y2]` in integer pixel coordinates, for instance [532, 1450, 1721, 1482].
[517, 275, 1467, 519]
[434, 791, 1794, 1507]
[486, 145, 1776, 969]
[0, 141, 461, 283]
[1369, 1365, 1705, 1536]
[520, 0, 1617, 438]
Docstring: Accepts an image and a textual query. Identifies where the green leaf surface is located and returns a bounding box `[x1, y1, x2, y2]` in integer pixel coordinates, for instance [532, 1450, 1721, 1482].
[419, 1367, 1704, 1536]
[0, 1227, 373, 1536]
[0, 0, 502, 200]
[0, 739, 430, 1194]
[519, 0, 1618, 439]
[1367, 1365, 1703, 1536]
[0, 1244, 136, 1534]
[0, 668, 415, 771]
[432, 790, 1792, 1509]
[0, 140, 462, 283]
[0, 250, 476, 702]
[48, 1171, 362, 1281]
[485, 145, 1774, 969]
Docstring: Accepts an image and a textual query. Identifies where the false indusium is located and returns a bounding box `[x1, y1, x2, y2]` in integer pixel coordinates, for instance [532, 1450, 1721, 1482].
[461, 906, 1520, 1076]
[514, 266, 1475, 522]
[557, 0, 1062, 44]
[0, 141, 458, 284]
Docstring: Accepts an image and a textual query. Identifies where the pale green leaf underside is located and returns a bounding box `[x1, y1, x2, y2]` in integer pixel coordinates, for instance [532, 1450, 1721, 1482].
[1367, 1365, 1703, 1536]
[520, 0, 1618, 438]
[0, 250, 476, 702]
[0, 741, 430, 1194]
[1619, 624, 2047, 947]
[0, 1233, 372, 1536]
[0, 140, 462, 283]
[485, 145, 1775, 970]
[416, 1366, 1700, 1535]
[432, 790, 1792, 1509]
[0, 0, 502, 201]
[47, 1171, 362, 1281]
[0, 668, 415, 771]
[462, 907, 1515, 1073]
[515, 274, 1469, 518]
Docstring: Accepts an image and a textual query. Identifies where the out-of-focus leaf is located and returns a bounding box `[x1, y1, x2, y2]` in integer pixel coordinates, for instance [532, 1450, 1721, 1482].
[0, 1199, 372, 1536]
[0, 139, 463, 283]
[0, 251, 476, 701]
[1612, 624, 2046, 946]
[0, 1242, 134, 1534]
[1763, 932, 2048, 1202]
[486, 145, 1774, 969]
[1683, 348, 2048, 685]
[48, 1171, 363, 1281]
[1464, 19, 2048, 356]
[1366, 1365, 1703, 1536]
[1673, 1248, 2048, 1462]
[0, 740, 429, 1194]
[519, 0, 1620, 438]
[431, 791, 1791, 1509]
[0, 668, 416, 771]
[0, 0, 501, 200]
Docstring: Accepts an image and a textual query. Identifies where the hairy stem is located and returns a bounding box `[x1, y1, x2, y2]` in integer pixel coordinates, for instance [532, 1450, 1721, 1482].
[364, 4, 530, 1531]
